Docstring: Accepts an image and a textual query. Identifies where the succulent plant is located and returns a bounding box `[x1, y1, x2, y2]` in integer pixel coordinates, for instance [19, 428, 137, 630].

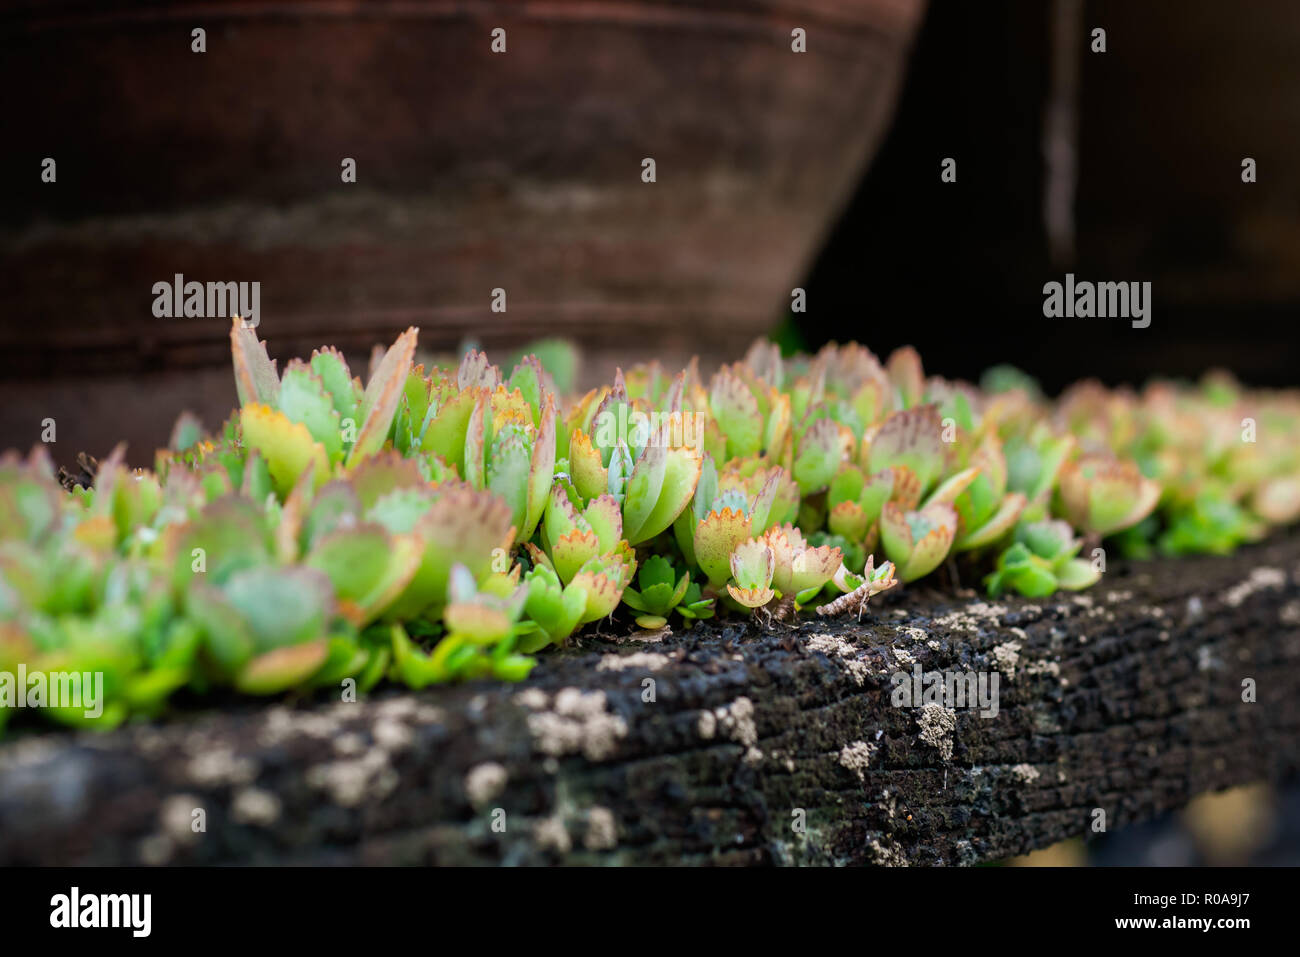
[532, 483, 626, 585]
[1157, 490, 1265, 556]
[413, 352, 557, 541]
[4, 323, 1300, 732]
[948, 437, 1028, 551]
[880, 500, 959, 583]
[826, 463, 894, 551]
[756, 524, 843, 604]
[816, 555, 900, 617]
[725, 539, 777, 609]
[985, 519, 1102, 598]
[518, 549, 635, 650]
[708, 364, 791, 462]
[565, 372, 703, 545]
[619, 555, 714, 628]
[673, 454, 792, 590]
[233, 321, 418, 493]
[1057, 454, 1161, 538]
[865, 405, 948, 499]
[1003, 425, 1075, 516]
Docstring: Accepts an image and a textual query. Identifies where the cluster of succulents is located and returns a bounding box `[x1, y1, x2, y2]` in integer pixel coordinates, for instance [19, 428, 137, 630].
[2, 322, 1297, 728]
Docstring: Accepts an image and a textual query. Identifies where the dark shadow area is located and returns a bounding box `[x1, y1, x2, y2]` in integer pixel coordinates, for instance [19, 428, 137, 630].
[802, 0, 1300, 393]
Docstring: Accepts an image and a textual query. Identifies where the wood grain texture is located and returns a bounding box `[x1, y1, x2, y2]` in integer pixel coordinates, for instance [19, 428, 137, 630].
[1, 531, 1297, 865]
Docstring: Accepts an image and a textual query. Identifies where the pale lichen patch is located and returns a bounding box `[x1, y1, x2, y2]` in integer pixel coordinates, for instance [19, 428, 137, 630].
[1011, 763, 1040, 784]
[464, 762, 508, 807]
[333, 732, 365, 756]
[160, 793, 203, 844]
[534, 815, 572, 854]
[931, 601, 1010, 636]
[256, 708, 343, 745]
[513, 688, 550, 711]
[713, 697, 757, 747]
[188, 748, 258, 787]
[992, 640, 1022, 680]
[527, 689, 628, 761]
[375, 697, 420, 722]
[372, 718, 413, 753]
[1280, 599, 1300, 626]
[917, 704, 957, 761]
[839, 740, 877, 782]
[1024, 658, 1061, 678]
[806, 633, 872, 685]
[596, 651, 671, 672]
[869, 837, 909, 866]
[585, 806, 618, 850]
[231, 787, 282, 826]
[305, 749, 396, 807]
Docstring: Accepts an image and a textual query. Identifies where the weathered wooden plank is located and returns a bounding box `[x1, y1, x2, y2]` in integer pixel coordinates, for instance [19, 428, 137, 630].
[1, 533, 1297, 865]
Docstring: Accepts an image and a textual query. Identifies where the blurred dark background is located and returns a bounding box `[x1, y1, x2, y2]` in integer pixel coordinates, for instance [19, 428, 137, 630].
[803, 0, 1300, 393]
[1, 0, 1298, 458]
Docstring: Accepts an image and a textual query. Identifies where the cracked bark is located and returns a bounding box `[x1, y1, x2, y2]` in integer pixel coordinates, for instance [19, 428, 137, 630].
[1, 534, 1298, 866]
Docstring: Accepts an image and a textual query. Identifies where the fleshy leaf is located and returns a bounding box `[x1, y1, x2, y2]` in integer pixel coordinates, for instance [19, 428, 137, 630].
[347, 327, 418, 467]
[239, 404, 330, 497]
[710, 367, 764, 459]
[230, 319, 280, 407]
[868, 406, 945, 495]
[278, 362, 343, 463]
[693, 507, 753, 587]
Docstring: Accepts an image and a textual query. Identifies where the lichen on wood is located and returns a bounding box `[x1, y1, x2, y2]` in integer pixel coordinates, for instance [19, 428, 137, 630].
[2, 534, 1297, 866]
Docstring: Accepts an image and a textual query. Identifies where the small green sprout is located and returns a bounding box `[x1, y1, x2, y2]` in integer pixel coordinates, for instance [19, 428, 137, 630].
[619, 555, 713, 628]
[1157, 490, 1265, 556]
[984, 520, 1101, 598]
[518, 550, 634, 650]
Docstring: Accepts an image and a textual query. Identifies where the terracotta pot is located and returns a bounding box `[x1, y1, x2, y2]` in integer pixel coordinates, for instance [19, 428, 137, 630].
[0, 0, 924, 456]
